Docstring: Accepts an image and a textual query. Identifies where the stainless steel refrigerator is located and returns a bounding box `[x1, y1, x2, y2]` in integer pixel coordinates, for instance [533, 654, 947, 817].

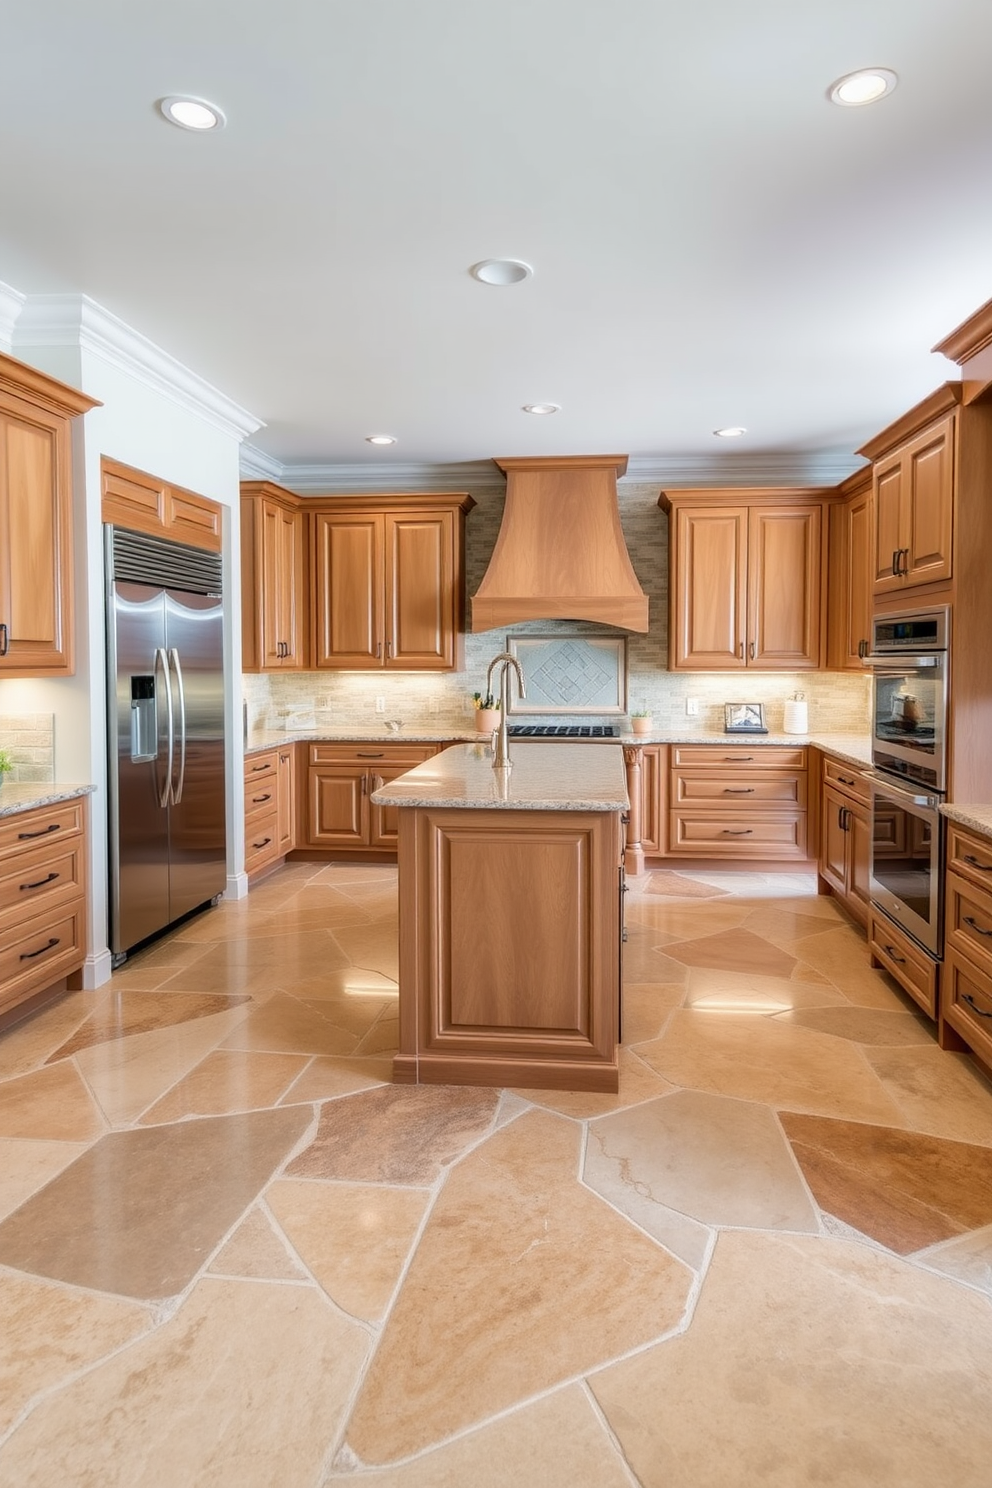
[106, 527, 227, 962]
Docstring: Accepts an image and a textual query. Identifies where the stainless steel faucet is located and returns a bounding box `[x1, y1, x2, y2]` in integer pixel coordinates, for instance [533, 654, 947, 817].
[486, 651, 526, 768]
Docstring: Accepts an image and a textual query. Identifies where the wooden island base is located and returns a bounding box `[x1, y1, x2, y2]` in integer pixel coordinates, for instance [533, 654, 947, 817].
[391, 802, 624, 1094]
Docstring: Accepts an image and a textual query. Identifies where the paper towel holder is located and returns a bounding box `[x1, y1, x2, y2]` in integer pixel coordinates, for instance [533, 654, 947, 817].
[783, 691, 808, 735]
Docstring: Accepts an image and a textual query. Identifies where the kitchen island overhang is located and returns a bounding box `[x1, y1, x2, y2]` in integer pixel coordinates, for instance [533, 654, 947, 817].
[372, 743, 629, 1093]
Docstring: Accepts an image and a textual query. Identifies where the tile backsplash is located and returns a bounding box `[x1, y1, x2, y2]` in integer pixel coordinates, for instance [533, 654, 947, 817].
[242, 478, 873, 737]
[0, 713, 55, 782]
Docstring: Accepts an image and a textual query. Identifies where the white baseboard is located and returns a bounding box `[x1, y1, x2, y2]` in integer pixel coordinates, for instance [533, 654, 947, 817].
[83, 949, 114, 989]
[225, 871, 249, 901]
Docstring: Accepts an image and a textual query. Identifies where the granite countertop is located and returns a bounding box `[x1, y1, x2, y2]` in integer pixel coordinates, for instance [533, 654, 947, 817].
[0, 782, 96, 819]
[618, 730, 874, 767]
[370, 741, 629, 811]
[245, 727, 479, 757]
[940, 804, 992, 841]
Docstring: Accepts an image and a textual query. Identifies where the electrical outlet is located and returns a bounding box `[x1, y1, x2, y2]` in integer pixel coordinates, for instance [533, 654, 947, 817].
[428, 694, 440, 715]
[686, 697, 699, 716]
[375, 696, 386, 714]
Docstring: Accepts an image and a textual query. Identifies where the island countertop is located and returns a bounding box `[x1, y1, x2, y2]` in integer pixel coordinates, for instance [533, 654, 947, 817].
[370, 741, 629, 811]
[0, 782, 96, 819]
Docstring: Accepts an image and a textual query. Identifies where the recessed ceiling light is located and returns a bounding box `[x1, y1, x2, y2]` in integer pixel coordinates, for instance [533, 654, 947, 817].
[366, 434, 397, 446]
[522, 403, 560, 416]
[713, 426, 747, 438]
[470, 259, 533, 286]
[828, 68, 898, 107]
[159, 95, 226, 131]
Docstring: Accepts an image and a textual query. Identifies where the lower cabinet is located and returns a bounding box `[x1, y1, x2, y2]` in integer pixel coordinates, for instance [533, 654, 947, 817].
[939, 824, 992, 1069]
[244, 749, 282, 878]
[817, 755, 871, 927]
[0, 796, 88, 1020]
[667, 745, 808, 859]
[869, 908, 938, 1020]
[305, 743, 438, 852]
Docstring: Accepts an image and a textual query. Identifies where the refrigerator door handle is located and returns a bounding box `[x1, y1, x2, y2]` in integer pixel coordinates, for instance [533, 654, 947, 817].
[155, 646, 174, 808]
[169, 646, 187, 804]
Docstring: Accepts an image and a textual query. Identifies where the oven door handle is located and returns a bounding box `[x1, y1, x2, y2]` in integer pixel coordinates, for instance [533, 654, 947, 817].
[866, 772, 940, 810]
[862, 654, 940, 669]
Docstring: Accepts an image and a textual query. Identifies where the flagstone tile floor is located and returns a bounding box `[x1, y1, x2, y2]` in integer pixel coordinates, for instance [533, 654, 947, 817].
[2, 860, 992, 1485]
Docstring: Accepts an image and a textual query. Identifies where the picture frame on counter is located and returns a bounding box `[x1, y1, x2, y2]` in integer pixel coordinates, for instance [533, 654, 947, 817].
[724, 702, 768, 734]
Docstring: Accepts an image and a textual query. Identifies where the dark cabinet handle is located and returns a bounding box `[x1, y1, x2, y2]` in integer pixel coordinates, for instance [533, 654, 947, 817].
[0, 621, 7, 655]
[882, 944, 906, 964]
[963, 993, 992, 1019]
[250, 763, 269, 773]
[17, 823, 60, 841]
[963, 916, 992, 938]
[725, 756, 754, 762]
[891, 549, 899, 576]
[20, 936, 60, 961]
[901, 547, 910, 574]
[724, 788, 755, 794]
[748, 641, 755, 660]
[357, 751, 385, 758]
[721, 828, 754, 836]
[838, 775, 855, 786]
[857, 639, 868, 660]
[20, 871, 59, 891]
[376, 641, 383, 659]
[738, 641, 744, 659]
[251, 837, 272, 850]
[385, 640, 393, 659]
[251, 793, 272, 805]
[963, 853, 992, 873]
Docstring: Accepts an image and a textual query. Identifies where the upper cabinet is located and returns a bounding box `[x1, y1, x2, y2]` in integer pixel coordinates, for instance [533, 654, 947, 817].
[858, 388, 959, 601]
[660, 490, 824, 671]
[826, 468, 872, 669]
[0, 352, 98, 678]
[102, 457, 223, 552]
[311, 494, 474, 671]
[241, 482, 305, 671]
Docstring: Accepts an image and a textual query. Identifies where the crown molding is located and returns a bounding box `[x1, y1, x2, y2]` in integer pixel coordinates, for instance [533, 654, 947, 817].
[242, 448, 863, 493]
[0, 279, 26, 354]
[13, 294, 263, 443]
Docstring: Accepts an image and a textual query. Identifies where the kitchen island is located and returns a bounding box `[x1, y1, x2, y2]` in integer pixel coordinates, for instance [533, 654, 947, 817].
[372, 742, 628, 1093]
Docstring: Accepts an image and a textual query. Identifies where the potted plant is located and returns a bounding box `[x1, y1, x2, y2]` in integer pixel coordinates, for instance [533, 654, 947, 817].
[0, 747, 12, 788]
[472, 691, 501, 733]
[630, 708, 653, 736]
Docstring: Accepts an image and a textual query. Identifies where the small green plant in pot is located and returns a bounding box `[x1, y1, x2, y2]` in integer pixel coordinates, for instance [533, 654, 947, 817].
[630, 708, 653, 736]
[0, 747, 12, 787]
[473, 691, 501, 733]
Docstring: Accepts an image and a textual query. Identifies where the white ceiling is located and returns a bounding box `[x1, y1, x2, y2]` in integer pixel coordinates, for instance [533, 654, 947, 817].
[3, 0, 991, 474]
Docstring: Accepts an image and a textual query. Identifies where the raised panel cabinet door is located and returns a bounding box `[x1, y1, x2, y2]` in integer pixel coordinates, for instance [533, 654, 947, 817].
[385, 511, 455, 669]
[639, 745, 665, 856]
[261, 500, 304, 668]
[819, 784, 850, 897]
[904, 414, 954, 588]
[872, 455, 905, 594]
[845, 490, 872, 666]
[312, 513, 383, 668]
[307, 764, 369, 847]
[849, 800, 872, 921]
[0, 398, 72, 673]
[277, 748, 295, 855]
[747, 505, 822, 669]
[671, 506, 747, 669]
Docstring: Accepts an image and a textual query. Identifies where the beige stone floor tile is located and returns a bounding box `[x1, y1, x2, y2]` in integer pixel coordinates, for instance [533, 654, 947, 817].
[587, 1089, 818, 1238]
[75, 1007, 252, 1126]
[0, 1138, 91, 1222]
[0, 1271, 152, 1435]
[682, 967, 848, 1014]
[621, 982, 687, 1042]
[914, 1222, 992, 1294]
[344, 1109, 693, 1465]
[0, 990, 106, 1080]
[328, 1384, 633, 1486]
[137, 1049, 311, 1123]
[589, 1231, 992, 1488]
[621, 939, 690, 984]
[636, 1009, 906, 1124]
[311, 863, 398, 887]
[287, 1083, 499, 1185]
[329, 924, 400, 981]
[495, 1090, 532, 1127]
[353, 1012, 399, 1055]
[208, 1205, 308, 1281]
[287, 966, 398, 1002]
[0, 1105, 312, 1300]
[734, 892, 847, 921]
[279, 1054, 393, 1103]
[742, 904, 848, 948]
[152, 950, 288, 999]
[171, 927, 352, 973]
[117, 935, 215, 969]
[625, 902, 750, 939]
[0, 1061, 106, 1141]
[775, 1004, 935, 1045]
[46, 989, 252, 1061]
[643, 871, 729, 898]
[865, 1046, 992, 1145]
[521, 1046, 676, 1119]
[664, 927, 799, 978]
[267, 1178, 430, 1322]
[220, 993, 363, 1058]
[0, 1278, 369, 1487]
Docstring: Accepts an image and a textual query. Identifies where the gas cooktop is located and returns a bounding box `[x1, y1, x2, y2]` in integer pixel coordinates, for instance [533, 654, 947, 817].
[507, 725, 620, 738]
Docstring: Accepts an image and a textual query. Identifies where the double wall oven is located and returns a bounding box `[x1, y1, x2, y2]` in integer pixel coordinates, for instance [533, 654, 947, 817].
[865, 607, 949, 957]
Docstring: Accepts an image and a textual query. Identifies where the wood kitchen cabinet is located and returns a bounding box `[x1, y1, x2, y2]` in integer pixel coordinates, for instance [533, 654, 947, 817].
[0, 795, 89, 1020]
[938, 822, 992, 1069]
[816, 755, 870, 928]
[660, 490, 824, 670]
[0, 352, 97, 678]
[863, 397, 955, 599]
[826, 469, 873, 669]
[310, 494, 474, 671]
[667, 745, 809, 859]
[305, 742, 438, 853]
[102, 457, 223, 553]
[241, 482, 306, 671]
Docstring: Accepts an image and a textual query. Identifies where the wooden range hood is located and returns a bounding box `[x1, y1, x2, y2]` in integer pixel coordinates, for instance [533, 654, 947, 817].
[471, 454, 649, 632]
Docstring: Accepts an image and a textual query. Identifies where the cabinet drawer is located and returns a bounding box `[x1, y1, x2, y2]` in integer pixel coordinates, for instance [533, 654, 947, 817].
[668, 810, 807, 858]
[244, 750, 279, 784]
[943, 946, 992, 1067]
[947, 824, 992, 896]
[0, 838, 85, 920]
[671, 745, 806, 769]
[245, 814, 281, 875]
[0, 799, 84, 857]
[308, 743, 435, 766]
[821, 755, 870, 806]
[0, 902, 86, 1014]
[869, 910, 937, 1019]
[946, 870, 992, 980]
[672, 769, 806, 807]
[245, 781, 278, 819]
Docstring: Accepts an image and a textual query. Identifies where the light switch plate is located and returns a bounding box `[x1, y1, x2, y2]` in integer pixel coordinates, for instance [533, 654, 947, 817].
[375, 696, 386, 713]
[686, 697, 699, 716]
